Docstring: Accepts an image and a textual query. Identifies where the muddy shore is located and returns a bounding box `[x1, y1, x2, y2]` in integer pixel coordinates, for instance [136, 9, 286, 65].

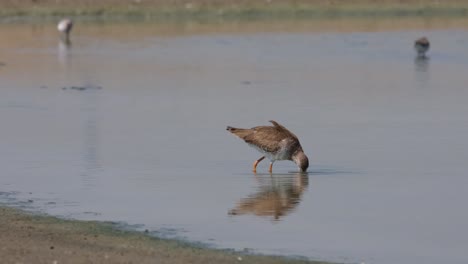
[0, 206, 332, 264]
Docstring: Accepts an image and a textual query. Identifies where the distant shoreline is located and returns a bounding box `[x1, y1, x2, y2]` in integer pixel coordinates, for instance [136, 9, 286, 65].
[0, 205, 334, 264]
[1, 0, 468, 21]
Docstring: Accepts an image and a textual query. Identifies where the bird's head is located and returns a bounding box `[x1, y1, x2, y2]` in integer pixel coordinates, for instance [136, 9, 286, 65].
[293, 151, 309, 172]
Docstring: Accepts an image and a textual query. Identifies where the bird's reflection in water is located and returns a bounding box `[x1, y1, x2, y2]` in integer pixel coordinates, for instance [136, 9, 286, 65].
[414, 56, 429, 73]
[229, 173, 308, 221]
[58, 38, 71, 68]
[414, 56, 430, 88]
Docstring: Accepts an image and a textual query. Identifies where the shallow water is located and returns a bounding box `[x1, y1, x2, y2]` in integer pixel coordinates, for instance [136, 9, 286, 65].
[1, 18, 468, 264]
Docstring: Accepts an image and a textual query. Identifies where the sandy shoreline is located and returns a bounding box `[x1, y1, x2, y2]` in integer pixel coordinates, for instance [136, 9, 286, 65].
[0, 206, 333, 264]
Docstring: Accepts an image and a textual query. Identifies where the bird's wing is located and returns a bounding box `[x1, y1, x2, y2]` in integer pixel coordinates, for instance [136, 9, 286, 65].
[269, 120, 299, 141]
[242, 121, 298, 153]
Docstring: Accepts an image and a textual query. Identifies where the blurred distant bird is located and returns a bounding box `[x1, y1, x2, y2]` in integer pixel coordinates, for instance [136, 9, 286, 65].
[414, 37, 430, 57]
[57, 18, 73, 41]
[226, 120, 309, 173]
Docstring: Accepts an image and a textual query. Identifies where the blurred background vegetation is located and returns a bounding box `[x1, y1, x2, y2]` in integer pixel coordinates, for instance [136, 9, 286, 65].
[1, 0, 468, 21]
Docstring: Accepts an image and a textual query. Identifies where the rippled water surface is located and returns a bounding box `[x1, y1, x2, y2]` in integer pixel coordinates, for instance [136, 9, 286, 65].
[1, 18, 468, 264]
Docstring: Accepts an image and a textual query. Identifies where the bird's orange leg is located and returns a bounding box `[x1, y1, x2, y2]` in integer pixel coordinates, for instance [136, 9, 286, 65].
[268, 162, 273, 173]
[253, 156, 265, 172]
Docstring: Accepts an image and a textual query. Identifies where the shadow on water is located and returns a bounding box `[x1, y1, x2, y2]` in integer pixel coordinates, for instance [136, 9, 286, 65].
[229, 173, 308, 221]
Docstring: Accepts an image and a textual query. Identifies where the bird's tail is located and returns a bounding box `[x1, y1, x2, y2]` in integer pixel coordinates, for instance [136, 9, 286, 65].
[226, 126, 251, 138]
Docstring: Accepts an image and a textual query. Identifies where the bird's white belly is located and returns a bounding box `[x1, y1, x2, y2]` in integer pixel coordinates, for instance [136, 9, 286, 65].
[250, 144, 289, 161]
[57, 22, 68, 32]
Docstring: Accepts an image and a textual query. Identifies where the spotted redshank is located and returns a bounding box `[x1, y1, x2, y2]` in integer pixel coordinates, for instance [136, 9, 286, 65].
[226, 120, 309, 173]
[414, 37, 430, 57]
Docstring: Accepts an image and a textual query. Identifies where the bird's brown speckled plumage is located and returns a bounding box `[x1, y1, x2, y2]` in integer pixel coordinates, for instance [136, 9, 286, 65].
[227, 120, 309, 173]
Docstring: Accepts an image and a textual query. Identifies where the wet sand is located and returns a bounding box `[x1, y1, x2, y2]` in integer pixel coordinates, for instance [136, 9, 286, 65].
[0, 206, 331, 264]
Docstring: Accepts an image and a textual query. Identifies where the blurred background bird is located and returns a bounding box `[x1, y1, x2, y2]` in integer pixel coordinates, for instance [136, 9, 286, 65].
[414, 37, 430, 58]
[57, 18, 73, 44]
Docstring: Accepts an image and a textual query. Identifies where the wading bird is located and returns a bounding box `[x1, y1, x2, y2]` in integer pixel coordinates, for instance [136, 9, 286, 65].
[414, 37, 430, 58]
[57, 18, 73, 42]
[226, 120, 309, 173]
